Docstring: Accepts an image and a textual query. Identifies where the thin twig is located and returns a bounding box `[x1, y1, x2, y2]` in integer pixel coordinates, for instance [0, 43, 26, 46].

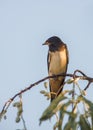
[21, 115, 27, 130]
[0, 70, 93, 116]
[84, 81, 92, 91]
[73, 70, 87, 77]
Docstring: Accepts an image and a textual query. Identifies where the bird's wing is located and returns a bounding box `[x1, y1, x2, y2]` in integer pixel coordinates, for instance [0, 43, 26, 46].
[65, 44, 69, 65]
[55, 44, 69, 100]
[47, 51, 50, 72]
[47, 51, 53, 100]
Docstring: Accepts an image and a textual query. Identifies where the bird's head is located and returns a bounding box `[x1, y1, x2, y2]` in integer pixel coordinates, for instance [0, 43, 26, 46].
[43, 36, 64, 51]
[43, 36, 62, 46]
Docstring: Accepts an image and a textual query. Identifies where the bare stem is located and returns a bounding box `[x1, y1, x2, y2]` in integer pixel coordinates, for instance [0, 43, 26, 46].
[0, 70, 93, 116]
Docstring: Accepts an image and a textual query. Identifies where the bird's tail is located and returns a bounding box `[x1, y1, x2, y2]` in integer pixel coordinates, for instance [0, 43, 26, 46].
[50, 79, 64, 102]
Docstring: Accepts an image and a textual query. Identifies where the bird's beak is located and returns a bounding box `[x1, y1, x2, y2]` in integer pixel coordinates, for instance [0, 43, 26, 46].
[42, 42, 50, 45]
[42, 42, 46, 45]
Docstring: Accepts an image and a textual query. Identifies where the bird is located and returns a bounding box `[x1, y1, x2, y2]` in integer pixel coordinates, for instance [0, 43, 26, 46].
[43, 36, 69, 102]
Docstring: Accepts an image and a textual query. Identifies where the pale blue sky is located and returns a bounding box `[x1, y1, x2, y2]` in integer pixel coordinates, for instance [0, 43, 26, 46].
[0, 0, 93, 130]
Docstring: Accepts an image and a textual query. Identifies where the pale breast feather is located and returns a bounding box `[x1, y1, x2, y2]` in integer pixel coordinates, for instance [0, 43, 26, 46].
[48, 49, 67, 76]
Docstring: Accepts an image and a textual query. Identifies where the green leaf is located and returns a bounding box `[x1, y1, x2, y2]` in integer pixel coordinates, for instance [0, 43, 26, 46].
[4, 115, 7, 120]
[58, 101, 71, 130]
[17, 107, 23, 117]
[16, 117, 20, 123]
[0, 110, 7, 121]
[13, 102, 21, 108]
[13, 101, 23, 123]
[39, 92, 68, 125]
[44, 82, 48, 89]
[66, 78, 74, 84]
[79, 115, 91, 130]
[64, 121, 77, 130]
[80, 96, 93, 128]
[64, 113, 77, 130]
[40, 90, 46, 94]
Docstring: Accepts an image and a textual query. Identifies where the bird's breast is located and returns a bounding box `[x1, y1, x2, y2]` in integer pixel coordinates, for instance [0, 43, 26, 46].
[49, 49, 67, 76]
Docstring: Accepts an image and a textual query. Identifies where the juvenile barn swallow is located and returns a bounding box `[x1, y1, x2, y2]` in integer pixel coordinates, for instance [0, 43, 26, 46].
[43, 36, 69, 101]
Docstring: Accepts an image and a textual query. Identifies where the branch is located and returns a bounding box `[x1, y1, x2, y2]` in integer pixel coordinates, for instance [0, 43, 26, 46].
[0, 70, 93, 118]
